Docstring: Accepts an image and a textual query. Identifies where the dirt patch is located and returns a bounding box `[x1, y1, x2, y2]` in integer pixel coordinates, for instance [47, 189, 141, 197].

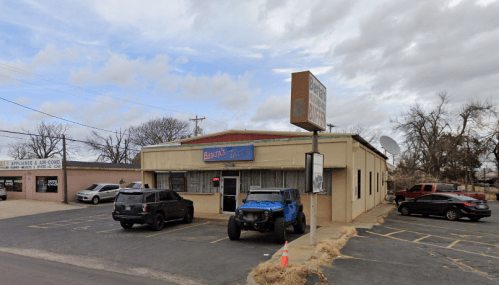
[250, 226, 358, 285]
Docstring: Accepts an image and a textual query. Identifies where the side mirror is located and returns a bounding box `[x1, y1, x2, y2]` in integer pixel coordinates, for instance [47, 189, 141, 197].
[243, 198, 247, 203]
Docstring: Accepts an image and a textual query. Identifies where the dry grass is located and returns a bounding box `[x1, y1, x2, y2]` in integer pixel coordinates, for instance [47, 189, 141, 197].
[251, 226, 358, 284]
[252, 263, 314, 285]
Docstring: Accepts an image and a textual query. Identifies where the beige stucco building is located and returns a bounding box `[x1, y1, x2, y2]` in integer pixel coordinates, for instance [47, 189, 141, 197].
[141, 130, 388, 223]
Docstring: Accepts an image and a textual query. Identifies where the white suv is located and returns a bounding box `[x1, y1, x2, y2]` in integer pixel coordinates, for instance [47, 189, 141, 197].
[0, 186, 6, 201]
[76, 183, 122, 205]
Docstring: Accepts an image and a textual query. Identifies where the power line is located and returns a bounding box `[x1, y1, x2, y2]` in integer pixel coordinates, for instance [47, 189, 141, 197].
[0, 129, 141, 153]
[0, 63, 230, 127]
[0, 95, 115, 133]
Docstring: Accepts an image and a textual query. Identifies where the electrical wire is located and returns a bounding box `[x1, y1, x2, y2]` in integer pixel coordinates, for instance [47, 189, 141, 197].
[0, 129, 142, 153]
[0, 63, 229, 127]
[0, 95, 115, 133]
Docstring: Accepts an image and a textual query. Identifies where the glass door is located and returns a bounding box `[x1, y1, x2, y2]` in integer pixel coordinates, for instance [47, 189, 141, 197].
[222, 177, 238, 213]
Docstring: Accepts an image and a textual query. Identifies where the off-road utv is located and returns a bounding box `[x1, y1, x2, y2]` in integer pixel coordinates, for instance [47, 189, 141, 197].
[228, 188, 306, 243]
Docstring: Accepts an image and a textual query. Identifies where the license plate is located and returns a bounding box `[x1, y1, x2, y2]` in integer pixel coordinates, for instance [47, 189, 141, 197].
[125, 206, 131, 211]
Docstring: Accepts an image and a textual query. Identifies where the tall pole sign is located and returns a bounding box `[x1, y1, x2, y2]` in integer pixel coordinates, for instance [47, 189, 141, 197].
[290, 70, 326, 246]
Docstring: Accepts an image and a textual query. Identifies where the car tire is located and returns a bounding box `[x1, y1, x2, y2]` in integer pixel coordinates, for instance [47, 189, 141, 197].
[274, 217, 286, 243]
[92, 196, 99, 205]
[469, 216, 481, 222]
[294, 212, 306, 234]
[228, 216, 241, 240]
[120, 221, 134, 229]
[445, 209, 459, 221]
[183, 207, 194, 224]
[151, 213, 165, 231]
[400, 206, 411, 216]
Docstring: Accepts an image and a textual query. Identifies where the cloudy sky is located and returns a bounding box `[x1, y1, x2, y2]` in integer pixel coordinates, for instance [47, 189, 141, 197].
[1, 0, 498, 160]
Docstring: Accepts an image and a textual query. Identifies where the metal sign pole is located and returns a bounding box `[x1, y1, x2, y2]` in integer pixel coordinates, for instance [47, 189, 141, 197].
[310, 130, 318, 246]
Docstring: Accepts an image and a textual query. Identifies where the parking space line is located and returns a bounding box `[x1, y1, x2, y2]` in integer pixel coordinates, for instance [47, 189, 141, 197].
[29, 215, 110, 229]
[210, 231, 247, 244]
[145, 222, 210, 238]
[384, 225, 499, 248]
[446, 240, 460, 249]
[366, 230, 499, 260]
[97, 228, 120, 233]
[383, 230, 405, 237]
[413, 235, 432, 242]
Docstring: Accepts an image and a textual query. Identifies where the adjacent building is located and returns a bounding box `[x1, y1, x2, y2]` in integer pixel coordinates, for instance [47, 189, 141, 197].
[141, 130, 389, 223]
[0, 159, 140, 202]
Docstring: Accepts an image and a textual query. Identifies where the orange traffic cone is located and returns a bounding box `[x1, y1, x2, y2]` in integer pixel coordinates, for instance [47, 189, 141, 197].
[280, 241, 288, 267]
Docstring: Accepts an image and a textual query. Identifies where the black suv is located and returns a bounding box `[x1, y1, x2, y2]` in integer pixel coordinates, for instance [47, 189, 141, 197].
[112, 189, 194, 231]
[228, 188, 306, 243]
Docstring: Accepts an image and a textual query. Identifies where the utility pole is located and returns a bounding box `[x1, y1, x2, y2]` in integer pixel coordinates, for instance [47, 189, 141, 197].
[63, 135, 68, 204]
[190, 115, 205, 136]
[327, 124, 336, 133]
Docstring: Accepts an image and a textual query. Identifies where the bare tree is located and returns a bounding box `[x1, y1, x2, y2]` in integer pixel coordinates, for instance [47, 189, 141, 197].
[339, 124, 383, 144]
[392, 92, 494, 179]
[86, 129, 135, 163]
[129, 117, 191, 147]
[8, 141, 32, 159]
[7, 122, 70, 159]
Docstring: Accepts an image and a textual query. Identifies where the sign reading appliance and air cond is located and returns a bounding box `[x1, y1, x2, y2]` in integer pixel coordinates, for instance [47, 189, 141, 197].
[0, 158, 62, 171]
[290, 71, 327, 131]
[203, 145, 254, 162]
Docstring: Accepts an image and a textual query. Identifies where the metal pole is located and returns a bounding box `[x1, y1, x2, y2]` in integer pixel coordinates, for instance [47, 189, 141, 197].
[63, 135, 68, 204]
[310, 130, 318, 246]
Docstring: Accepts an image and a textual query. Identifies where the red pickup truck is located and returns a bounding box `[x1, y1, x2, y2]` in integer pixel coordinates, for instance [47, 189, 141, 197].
[394, 183, 486, 204]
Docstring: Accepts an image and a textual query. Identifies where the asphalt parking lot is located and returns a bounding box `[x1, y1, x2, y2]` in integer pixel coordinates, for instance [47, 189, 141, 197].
[310, 201, 499, 285]
[0, 202, 306, 285]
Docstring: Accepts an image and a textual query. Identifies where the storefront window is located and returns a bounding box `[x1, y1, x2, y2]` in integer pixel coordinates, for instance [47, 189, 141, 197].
[0, 177, 23, 192]
[36, 176, 58, 193]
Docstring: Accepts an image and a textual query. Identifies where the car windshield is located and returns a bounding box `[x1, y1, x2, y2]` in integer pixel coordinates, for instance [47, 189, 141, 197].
[246, 192, 283, 203]
[116, 193, 143, 203]
[126, 182, 141, 189]
[84, 184, 99, 191]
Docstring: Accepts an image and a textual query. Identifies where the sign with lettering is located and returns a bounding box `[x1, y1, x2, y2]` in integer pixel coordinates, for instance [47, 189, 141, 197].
[290, 71, 327, 131]
[203, 145, 254, 162]
[0, 158, 62, 171]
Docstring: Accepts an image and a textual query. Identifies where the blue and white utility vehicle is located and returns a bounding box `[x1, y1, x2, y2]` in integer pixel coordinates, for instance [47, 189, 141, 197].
[227, 188, 306, 243]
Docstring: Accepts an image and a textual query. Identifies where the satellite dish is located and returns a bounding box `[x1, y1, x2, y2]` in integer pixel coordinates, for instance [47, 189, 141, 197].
[380, 136, 401, 155]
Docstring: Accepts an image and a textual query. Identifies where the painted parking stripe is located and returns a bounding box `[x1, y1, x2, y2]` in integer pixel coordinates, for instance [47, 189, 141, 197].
[28, 214, 110, 229]
[383, 225, 499, 248]
[210, 231, 248, 244]
[145, 222, 210, 238]
[366, 230, 499, 260]
[446, 240, 461, 249]
[413, 235, 432, 242]
[383, 230, 406, 237]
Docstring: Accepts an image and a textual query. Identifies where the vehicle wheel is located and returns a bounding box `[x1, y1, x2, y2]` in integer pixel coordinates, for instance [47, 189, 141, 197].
[151, 213, 165, 231]
[294, 212, 306, 234]
[92, 196, 99, 205]
[445, 209, 459, 221]
[274, 217, 286, 243]
[183, 207, 194, 224]
[228, 216, 241, 240]
[400, 206, 411, 216]
[120, 221, 134, 229]
[469, 216, 481, 222]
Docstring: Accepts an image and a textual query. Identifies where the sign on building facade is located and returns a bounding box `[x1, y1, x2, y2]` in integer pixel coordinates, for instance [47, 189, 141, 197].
[203, 145, 254, 162]
[0, 158, 62, 171]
